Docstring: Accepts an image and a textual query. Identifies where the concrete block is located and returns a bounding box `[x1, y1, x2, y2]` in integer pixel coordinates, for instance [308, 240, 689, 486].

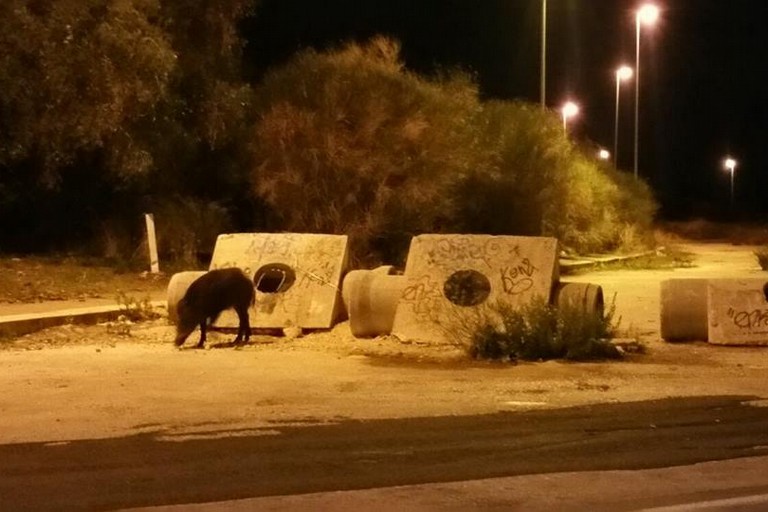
[208, 233, 348, 330]
[708, 278, 768, 346]
[391, 234, 559, 344]
[660, 279, 709, 341]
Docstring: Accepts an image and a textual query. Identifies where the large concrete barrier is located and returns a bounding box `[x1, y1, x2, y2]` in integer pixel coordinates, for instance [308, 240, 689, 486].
[391, 235, 560, 344]
[708, 278, 768, 346]
[205, 233, 349, 330]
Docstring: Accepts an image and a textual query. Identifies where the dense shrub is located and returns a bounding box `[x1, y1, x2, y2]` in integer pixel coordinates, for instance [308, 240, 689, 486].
[462, 101, 657, 254]
[249, 40, 658, 265]
[464, 298, 621, 362]
[151, 197, 233, 268]
[249, 37, 484, 266]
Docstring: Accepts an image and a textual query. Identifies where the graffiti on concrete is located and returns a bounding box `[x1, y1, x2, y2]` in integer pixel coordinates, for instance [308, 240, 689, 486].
[430, 237, 518, 269]
[500, 258, 538, 295]
[727, 307, 768, 332]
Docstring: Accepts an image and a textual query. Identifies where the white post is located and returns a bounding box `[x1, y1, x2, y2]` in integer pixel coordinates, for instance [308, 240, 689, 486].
[144, 213, 160, 274]
[541, 0, 547, 107]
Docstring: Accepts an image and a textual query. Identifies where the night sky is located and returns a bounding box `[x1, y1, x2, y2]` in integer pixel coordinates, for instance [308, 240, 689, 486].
[243, 0, 768, 220]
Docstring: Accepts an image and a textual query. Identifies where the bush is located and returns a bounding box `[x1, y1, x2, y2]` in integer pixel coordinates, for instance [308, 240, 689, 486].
[450, 101, 658, 255]
[151, 197, 233, 268]
[248, 36, 658, 264]
[249, 36, 485, 266]
[465, 298, 621, 362]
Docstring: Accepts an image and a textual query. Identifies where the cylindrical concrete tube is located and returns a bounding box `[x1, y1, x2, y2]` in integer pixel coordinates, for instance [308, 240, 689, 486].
[552, 282, 605, 318]
[342, 267, 405, 338]
[166, 271, 207, 324]
[341, 265, 395, 319]
[659, 278, 709, 341]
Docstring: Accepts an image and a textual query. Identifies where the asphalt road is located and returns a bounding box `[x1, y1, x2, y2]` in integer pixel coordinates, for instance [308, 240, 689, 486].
[2, 395, 768, 511]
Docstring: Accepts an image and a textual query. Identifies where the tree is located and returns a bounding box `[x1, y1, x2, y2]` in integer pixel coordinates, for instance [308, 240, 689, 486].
[249, 36, 483, 265]
[0, 0, 177, 184]
[0, 0, 261, 255]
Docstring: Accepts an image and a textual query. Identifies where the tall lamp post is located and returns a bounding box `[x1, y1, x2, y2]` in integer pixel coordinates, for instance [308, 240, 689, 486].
[724, 157, 737, 207]
[541, 0, 547, 106]
[634, 4, 659, 179]
[562, 101, 579, 132]
[614, 65, 633, 167]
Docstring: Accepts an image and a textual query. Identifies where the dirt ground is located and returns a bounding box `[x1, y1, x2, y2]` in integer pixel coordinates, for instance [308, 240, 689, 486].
[1, 241, 768, 446]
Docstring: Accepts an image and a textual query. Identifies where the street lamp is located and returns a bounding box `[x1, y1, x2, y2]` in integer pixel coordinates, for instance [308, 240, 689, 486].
[599, 149, 611, 161]
[561, 101, 579, 132]
[634, 3, 659, 179]
[724, 157, 737, 207]
[541, 0, 547, 106]
[614, 65, 633, 167]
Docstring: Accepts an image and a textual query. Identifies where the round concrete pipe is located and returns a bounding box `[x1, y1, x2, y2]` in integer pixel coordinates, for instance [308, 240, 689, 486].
[340, 265, 395, 319]
[342, 266, 404, 338]
[659, 278, 709, 341]
[166, 271, 207, 324]
[552, 282, 604, 318]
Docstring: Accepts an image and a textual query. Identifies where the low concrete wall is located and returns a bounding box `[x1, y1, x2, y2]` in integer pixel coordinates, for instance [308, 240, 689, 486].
[0, 301, 166, 338]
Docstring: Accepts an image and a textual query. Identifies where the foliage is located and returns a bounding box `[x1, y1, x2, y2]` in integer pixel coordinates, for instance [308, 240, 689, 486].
[464, 298, 621, 362]
[453, 100, 570, 237]
[447, 99, 658, 255]
[0, 0, 177, 182]
[0, 0, 260, 256]
[151, 197, 233, 267]
[249, 36, 483, 266]
[115, 291, 160, 322]
[249, 39, 658, 266]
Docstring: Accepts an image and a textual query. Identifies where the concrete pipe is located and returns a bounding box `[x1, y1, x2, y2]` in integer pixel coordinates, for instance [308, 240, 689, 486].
[342, 266, 405, 338]
[341, 265, 394, 321]
[659, 278, 709, 341]
[552, 282, 604, 319]
[166, 271, 207, 324]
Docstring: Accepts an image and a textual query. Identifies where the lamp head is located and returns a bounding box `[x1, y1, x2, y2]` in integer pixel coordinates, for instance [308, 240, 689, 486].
[637, 4, 660, 26]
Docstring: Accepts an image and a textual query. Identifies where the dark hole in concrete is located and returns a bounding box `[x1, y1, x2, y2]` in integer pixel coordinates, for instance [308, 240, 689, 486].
[254, 263, 296, 293]
[763, 282, 768, 302]
[443, 270, 491, 307]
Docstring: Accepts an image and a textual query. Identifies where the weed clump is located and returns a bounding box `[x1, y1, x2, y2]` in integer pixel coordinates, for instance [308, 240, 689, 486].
[116, 292, 160, 322]
[466, 298, 621, 362]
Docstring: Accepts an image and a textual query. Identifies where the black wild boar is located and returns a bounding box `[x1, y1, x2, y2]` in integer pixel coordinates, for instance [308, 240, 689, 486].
[174, 268, 255, 348]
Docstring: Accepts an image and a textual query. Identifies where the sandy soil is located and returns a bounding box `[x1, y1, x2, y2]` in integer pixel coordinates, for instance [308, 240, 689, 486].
[2, 242, 767, 445]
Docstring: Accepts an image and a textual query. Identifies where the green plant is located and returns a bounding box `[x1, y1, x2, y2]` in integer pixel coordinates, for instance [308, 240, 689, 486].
[756, 247, 768, 270]
[464, 297, 621, 362]
[116, 292, 160, 323]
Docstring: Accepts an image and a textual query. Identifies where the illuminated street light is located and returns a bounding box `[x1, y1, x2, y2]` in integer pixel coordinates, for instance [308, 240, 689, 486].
[614, 65, 633, 167]
[599, 149, 611, 161]
[634, 3, 660, 179]
[561, 101, 579, 132]
[724, 157, 737, 207]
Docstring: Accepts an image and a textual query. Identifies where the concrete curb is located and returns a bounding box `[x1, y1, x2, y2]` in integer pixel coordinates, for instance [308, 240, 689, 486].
[560, 250, 657, 273]
[0, 300, 166, 338]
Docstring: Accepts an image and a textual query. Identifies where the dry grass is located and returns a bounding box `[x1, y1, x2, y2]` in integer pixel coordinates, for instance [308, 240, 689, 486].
[0, 256, 169, 304]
